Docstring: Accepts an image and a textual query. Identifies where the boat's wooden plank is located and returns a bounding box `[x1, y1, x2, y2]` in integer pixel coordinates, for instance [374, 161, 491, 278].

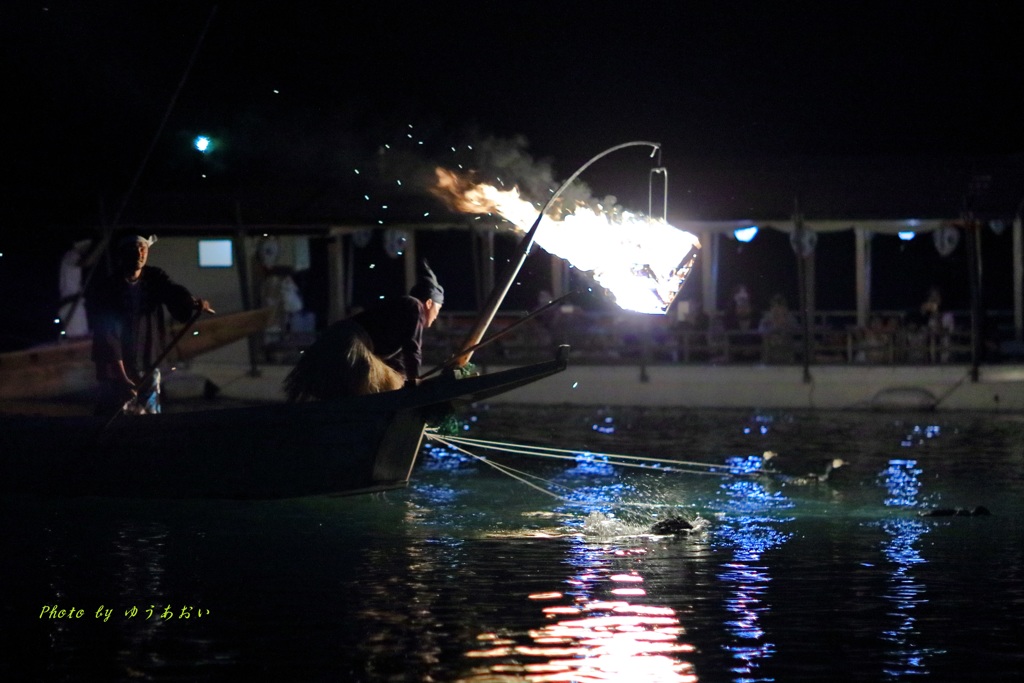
[0, 309, 272, 400]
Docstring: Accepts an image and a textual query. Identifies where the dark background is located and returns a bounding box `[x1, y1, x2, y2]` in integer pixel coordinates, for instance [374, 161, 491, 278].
[2, 1, 1023, 347]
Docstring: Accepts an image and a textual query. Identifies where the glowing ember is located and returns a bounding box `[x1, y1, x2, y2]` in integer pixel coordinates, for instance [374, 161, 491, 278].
[432, 168, 700, 314]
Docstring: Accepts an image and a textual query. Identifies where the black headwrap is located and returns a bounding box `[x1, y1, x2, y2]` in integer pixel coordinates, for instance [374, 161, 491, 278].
[409, 260, 444, 305]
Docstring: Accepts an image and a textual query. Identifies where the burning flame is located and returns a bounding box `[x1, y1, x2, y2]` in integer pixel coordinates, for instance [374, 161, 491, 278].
[433, 168, 700, 315]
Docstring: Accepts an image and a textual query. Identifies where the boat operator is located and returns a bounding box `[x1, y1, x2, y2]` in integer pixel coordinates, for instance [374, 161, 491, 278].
[88, 234, 214, 416]
[283, 260, 444, 401]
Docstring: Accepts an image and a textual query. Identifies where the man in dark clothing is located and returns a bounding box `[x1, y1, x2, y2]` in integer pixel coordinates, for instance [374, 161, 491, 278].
[89, 235, 213, 415]
[283, 261, 444, 401]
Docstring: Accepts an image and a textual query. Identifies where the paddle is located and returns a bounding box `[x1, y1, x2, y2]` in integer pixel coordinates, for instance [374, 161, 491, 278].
[101, 306, 209, 428]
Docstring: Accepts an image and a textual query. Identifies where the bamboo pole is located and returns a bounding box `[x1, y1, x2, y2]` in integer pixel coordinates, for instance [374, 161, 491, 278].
[58, 6, 219, 337]
[794, 199, 813, 384]
[421, 291, 575, 380]
[965, 212, 982, 381]
[1014, 203, 1023, 342]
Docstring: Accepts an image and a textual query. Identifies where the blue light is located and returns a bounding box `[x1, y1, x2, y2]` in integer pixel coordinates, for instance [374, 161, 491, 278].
[420, 442, 473, 471]
[880, 459, 923, 508]
[734, 226, 759, 243]
[193, 135, 212, 153]
[724, 454, 767, 475]
[566, 451, 617, 476]
[898, 231, 916, 241]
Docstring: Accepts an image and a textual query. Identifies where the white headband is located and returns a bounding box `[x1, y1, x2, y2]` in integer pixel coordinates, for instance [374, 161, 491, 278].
[119, 234, 158, 248]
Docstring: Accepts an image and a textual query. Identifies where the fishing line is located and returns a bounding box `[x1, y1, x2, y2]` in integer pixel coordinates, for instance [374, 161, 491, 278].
[426, 433, 715, 513]
[426, 433, 568, 500]
[435, 434, 756, 477]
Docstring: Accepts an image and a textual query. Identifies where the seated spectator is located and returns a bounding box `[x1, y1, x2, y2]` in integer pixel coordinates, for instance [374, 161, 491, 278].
[857, 315, 891, 364]
[759, 294, 798, 363]
[674, 299, 710, 361]
[904, 321, 929, 363]
[724, 284, 760, 360]
[724, 284, 755, 332]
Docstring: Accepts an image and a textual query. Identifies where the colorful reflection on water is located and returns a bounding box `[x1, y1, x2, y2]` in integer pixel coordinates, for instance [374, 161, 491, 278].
[451, 470, 700, 682]
[8, 408, 1024, 682]
[875, 426, 944, 679]
[712, 474, 794, 682]
[461, 536, 698, 682]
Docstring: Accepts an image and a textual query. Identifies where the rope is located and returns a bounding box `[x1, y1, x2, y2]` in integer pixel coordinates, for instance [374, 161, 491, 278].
[426, 433, 568, 500]
[425, 432, 732, 511]
[433, 434, 757, 477]
[933, 367, 974, 408]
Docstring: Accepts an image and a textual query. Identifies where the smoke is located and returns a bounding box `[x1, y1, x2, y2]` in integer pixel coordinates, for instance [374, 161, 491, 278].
[370, 128, 601, 218]
[459, 134, 597, 212]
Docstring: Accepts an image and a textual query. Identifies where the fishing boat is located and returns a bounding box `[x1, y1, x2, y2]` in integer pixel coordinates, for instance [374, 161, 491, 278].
[0, 141, 685, 498]
[0, 308, 272, 401]
[0, 345, 569, 500]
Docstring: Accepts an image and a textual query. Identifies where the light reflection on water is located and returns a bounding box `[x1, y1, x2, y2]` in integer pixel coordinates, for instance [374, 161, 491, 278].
[879, 459, 924, 509]
[876, 452, 942, 679]
[712, 475, 794, 682]
[444, 467, 701, 682]
[7, 407, 1024, 682]
[460, 534, 698, 682]
[407, 406, 1023, 682]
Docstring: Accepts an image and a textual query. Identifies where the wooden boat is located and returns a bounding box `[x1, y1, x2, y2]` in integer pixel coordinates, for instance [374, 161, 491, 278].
[0, 308, 272, 401]
[0, 346, 569, 500]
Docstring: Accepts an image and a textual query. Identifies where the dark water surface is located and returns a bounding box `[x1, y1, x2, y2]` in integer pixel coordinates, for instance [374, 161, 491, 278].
[3, 405, 1023, 682]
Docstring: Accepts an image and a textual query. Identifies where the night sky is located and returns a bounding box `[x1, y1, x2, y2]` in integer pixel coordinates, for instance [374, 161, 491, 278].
[2, 1, 1023, 345]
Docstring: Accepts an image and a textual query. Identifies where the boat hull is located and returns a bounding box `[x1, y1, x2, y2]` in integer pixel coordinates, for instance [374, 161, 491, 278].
[1, 401, 419, 499]
[0, 348, 570, 499]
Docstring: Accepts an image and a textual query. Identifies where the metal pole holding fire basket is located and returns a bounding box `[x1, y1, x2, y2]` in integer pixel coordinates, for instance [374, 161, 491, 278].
[449, 141, 663, 369]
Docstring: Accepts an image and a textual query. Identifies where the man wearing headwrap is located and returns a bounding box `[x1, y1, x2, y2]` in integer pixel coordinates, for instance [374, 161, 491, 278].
[88, 234, 213, 415]
[284, 260, 444, 401]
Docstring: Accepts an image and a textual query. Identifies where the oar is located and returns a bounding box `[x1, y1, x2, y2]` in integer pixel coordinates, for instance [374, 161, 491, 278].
[101, 307, 208, 429]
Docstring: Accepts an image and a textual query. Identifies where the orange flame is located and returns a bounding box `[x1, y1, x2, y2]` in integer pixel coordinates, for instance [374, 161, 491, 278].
[432, 167, 699, 314]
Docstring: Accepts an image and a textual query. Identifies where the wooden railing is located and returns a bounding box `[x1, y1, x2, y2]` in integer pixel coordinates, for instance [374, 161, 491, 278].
[419, 309, 1003, 367]
[258, 308, 1017, 367]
